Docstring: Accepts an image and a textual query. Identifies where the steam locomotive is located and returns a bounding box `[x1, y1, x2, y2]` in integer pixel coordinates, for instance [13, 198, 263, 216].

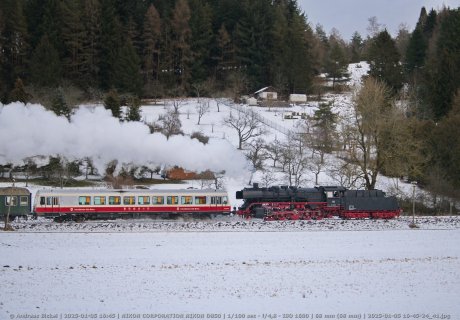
[236, 184, 401, 220]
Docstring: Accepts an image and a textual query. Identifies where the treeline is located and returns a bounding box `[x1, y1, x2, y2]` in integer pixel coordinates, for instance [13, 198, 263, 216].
[0, 0, 317, 100]
[402, 7, 460, 195]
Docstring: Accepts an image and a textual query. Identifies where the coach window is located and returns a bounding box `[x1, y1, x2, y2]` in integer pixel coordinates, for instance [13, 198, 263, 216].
[138, 196, 150, 205]
[79, 196, 91, 205]
[40, 197, 46, 205]
[94, 196, 106, 205]
[152, 196, 164, 205]
[123, 196, 136, 205]
[181, 196, 193, 205]
[195, 196, 207, 205]
[167, 196, 178, 205]
[45, 197, 59, 205]
[5, 196, 17, 206]
[211, 196, 222, 205]
[109, 196, 121, 205]
[223, 196, 228, 204]
[19, 196, 29, 206]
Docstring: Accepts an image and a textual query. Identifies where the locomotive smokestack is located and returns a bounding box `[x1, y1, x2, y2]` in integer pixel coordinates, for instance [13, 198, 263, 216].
[253, 183, 259, 189]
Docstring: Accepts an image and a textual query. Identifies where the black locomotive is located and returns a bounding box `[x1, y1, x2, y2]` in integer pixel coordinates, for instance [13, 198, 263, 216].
[236, 184, 400, 220]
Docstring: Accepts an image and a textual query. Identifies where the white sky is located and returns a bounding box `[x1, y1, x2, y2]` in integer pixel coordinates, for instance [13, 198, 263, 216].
[298, 0, 460, 40]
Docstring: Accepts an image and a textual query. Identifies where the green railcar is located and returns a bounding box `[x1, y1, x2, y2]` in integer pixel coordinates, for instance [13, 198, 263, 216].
[0, 187, 31, 220]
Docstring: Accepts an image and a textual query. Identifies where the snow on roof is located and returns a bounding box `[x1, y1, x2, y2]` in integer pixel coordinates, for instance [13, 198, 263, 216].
[254, 86, 276, 94]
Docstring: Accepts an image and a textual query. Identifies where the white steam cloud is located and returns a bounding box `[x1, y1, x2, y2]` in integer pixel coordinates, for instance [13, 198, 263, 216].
[0, 102, 251, 178]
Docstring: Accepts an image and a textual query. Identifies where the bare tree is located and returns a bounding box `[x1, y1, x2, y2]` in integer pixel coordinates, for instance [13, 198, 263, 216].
[168, 97, 184, 115]
[367, 16, 383, 37]
[245, 138, 267, 171]
[161, 110, 183, 140]
[195, 100, 210, 125]
[223, 109, 265, 149]
[265, 139, 283, 167]
[214, 98, 224, 112]
[139, 164, 161, 179]
[327, 160, 363, 189]
[307, 149, 326, 185]
[199, 170, 225, 190]
[344, 77, 422, 190]
[279, 134, 309, 187]
[260, 170, 277, 188]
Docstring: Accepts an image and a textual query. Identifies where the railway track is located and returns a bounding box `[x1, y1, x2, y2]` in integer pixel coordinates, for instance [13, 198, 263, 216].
[5, 216, 460, 233]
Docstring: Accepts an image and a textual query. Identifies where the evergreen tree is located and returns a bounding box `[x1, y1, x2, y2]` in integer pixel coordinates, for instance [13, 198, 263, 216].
[9, 78, 31, 103]
[60, 1, 85, 83]
[142, 4, 161, 85]
[99, 0, 122, 89]
[430, 91, 460, 189]
[29, 34, 62, 87]
[35, 0, 65, 59]
[126, 96, 141, 121]
[113, 39, 142, 95]
[427, 8, 460, 119]
[313, 24, 329, 73]
[310, 101, 338, 154]
[272, 1, 314, 94]
[104, 89, 121, 118]
[234, 0, 274, 90]
[325, 40, 348, 89]
[405, 27, 427, 73]
[170, 0, 192, 90]
[367, 30, 404, 94]
[81, 0, 101, 87]
[51, 87, 71, 119]
[0, 0, 29, 95]
[214, 23, 235, 79]
[350, 31, 364, 63]
[189, 0, 214, 83]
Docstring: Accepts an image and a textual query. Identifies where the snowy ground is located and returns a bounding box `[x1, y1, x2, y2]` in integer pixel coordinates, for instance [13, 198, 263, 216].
[1, 228, 459, 317]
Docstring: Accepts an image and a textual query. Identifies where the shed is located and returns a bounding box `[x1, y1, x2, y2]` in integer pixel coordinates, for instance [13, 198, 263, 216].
[254, 86, 277, 100]
[246, 97, 258, 106]
[289, 94, 307, 104]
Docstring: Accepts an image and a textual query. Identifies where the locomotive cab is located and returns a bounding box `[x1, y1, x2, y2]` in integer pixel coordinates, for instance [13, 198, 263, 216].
[321, 186, 346, 207]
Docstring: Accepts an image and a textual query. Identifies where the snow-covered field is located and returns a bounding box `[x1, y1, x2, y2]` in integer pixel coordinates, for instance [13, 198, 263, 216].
[1, 227, 459, 317]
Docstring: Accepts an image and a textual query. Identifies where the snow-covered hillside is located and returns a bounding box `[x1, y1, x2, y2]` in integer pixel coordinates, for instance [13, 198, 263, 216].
[0, 61, 431, 208]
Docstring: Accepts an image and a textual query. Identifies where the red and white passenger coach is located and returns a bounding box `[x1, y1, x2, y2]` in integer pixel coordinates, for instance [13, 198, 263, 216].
[34, 189, 230, 220]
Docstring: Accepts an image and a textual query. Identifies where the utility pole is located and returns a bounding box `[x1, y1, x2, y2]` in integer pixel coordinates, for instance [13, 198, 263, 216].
[410, 181, 419, 228]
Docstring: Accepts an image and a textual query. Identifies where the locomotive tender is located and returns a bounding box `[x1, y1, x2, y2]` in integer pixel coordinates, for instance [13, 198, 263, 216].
[236, 184, 401, 220]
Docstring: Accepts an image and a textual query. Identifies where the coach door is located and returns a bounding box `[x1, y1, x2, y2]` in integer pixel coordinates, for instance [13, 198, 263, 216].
[210, 195, 228, 208]
[40, 195, 60, 214]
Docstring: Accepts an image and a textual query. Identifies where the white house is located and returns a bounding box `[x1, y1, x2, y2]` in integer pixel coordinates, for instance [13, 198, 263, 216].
[254, 86, 277, 100]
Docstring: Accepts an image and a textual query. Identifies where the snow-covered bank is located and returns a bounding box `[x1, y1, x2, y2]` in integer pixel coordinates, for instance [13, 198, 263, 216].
[1, 230, 459, 316]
